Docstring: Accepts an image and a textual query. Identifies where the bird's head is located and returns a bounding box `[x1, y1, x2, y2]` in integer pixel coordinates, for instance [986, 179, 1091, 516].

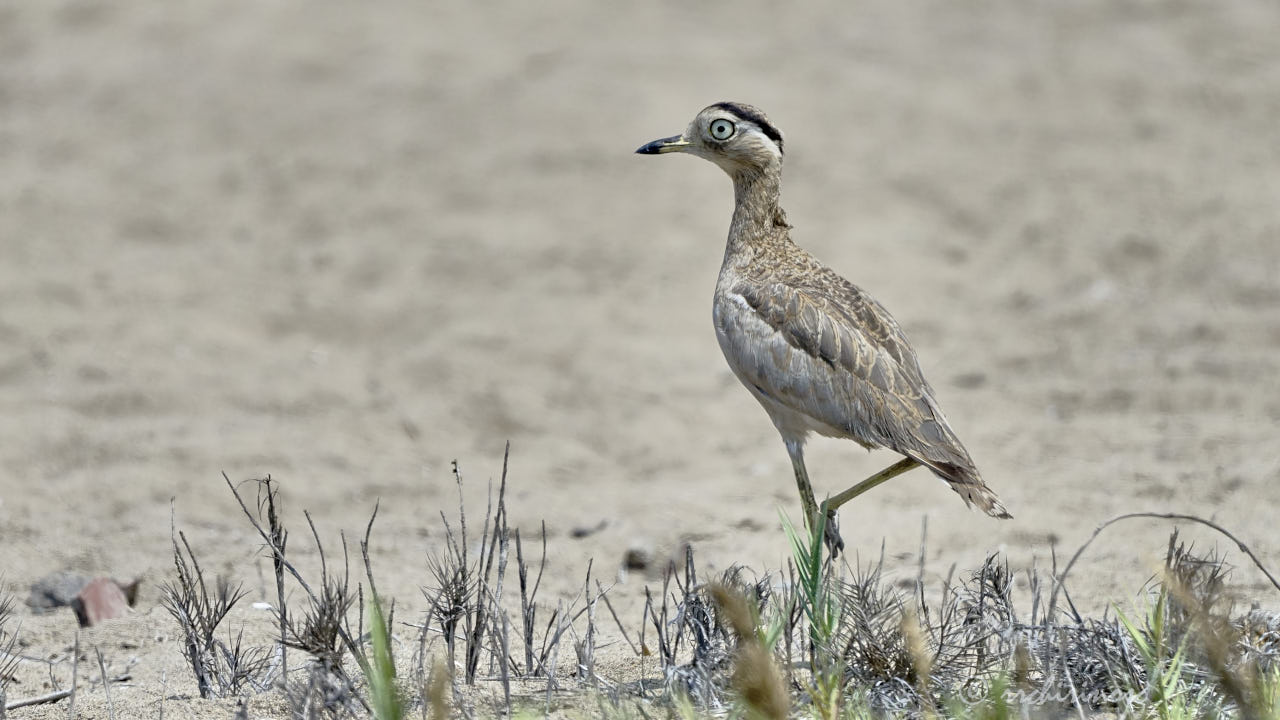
[636, 102, 784, 176]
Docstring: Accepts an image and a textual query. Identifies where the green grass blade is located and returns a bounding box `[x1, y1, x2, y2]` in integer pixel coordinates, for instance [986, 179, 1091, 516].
[367, 591, 404, 720]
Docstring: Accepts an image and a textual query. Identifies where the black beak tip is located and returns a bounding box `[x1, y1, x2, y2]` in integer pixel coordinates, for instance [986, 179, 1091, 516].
[635, 135, 683, 155]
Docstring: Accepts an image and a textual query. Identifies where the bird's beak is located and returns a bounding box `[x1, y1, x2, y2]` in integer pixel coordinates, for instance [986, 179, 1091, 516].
[635, 134, 690, 155]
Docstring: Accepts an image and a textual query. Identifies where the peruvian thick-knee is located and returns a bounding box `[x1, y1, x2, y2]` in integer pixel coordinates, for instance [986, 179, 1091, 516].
[637, 102, 1011, 553]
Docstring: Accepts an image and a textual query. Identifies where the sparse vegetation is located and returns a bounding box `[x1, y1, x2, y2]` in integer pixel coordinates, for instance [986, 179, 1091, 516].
[159, 512, 277, 699]
[0, 585, 19, 718]
[156, 449, 1280, 718]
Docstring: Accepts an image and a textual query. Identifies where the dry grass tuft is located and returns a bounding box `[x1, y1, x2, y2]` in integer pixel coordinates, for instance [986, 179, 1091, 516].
[425, 656, 450, 720]
[709, 582, 788, 720]
[159, 510, 275, 698]
[153, 453, 1280, 719]
[643, 514, 1280, 719]
[0, 586, 18, 717]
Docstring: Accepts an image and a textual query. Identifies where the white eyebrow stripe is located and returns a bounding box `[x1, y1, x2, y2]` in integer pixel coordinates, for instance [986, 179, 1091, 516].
[739, 121, 783, 159]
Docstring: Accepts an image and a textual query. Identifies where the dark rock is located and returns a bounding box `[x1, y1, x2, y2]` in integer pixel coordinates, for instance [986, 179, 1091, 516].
[27, 572, 140, 616]
[623, 543, 653, 571]
[570, 520, 608, 538]
[26, 572, 90, 613]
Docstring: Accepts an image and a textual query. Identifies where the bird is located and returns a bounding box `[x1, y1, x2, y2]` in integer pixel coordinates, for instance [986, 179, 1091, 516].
[636, 102, 1010, 554]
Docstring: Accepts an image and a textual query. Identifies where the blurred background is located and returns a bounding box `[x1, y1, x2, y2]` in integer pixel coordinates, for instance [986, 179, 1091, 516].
[2, 0, 1278, 620]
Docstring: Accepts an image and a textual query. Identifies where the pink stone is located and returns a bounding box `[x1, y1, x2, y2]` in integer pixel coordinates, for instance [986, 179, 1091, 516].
[72, 577, 131, 627]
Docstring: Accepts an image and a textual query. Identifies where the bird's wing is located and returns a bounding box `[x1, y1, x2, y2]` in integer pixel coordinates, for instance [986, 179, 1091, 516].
[715, 276, 972, 472]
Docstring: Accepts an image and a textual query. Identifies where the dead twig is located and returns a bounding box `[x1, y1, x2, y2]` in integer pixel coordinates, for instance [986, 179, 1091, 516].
[94, 648, 115, 720]
[1049, 512, 1280, 620]
[2, 674, 131, 712]
[68, 628, 79, 718]
[257, 477, 289, 686]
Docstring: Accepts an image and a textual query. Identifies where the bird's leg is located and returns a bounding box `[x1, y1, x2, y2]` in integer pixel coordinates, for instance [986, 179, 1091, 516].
[816, 458, 919, 560]
[820, 456, 920, 516]
[785, 440, 819, 524]
[786, 439, 844, 557]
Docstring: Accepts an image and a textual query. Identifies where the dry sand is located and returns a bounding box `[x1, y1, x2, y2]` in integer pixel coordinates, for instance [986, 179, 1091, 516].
[2, 1, 1279, 716]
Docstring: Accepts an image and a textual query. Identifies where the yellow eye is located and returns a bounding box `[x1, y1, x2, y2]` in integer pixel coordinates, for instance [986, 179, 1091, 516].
[709, 119, 735, 141]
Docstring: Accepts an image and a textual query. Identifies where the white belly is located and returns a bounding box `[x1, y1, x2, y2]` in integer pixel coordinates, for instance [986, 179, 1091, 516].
[713, 290, 877, 448]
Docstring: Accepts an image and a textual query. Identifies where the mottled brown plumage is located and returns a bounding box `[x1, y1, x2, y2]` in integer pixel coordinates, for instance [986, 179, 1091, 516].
[638, 102, 1010, 551]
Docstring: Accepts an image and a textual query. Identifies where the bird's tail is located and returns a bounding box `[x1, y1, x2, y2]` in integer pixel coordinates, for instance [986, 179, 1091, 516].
[929, 461, 1012, 519]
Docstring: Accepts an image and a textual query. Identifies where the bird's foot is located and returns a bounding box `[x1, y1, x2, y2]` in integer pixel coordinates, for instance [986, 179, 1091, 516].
[821, 505, 844, 559]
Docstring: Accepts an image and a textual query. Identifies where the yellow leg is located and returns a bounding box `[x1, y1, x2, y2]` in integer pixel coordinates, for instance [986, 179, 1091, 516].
[785, 439, 820, 527]
[821, 457, 920, 516]
[817, 457, 920, 559]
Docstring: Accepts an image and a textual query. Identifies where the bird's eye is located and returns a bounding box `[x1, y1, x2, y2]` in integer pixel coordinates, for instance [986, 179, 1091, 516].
[709, 119, 735, 141]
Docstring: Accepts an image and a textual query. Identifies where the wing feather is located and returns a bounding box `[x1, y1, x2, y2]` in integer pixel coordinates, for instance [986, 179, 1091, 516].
[714, 273, 1009, 518]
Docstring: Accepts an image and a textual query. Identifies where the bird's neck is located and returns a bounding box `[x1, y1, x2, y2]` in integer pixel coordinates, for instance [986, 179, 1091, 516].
[725, 167, 791, 262]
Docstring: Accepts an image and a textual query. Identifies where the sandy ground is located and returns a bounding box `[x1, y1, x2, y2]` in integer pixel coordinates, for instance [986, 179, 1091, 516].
[2, 0, 1279, 716]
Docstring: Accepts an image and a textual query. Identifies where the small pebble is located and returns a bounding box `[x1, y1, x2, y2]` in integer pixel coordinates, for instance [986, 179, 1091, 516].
[570, 520, 608, 538]
[623, 544, 653, 571]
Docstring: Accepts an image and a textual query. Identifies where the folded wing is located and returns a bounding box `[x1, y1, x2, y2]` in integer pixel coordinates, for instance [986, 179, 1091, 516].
[715, 273, 1010, 518]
